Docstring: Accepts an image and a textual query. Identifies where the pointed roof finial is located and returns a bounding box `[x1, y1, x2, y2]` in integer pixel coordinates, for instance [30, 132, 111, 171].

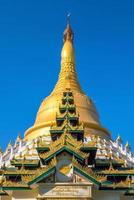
[17, 134, 22, 141]
[116, 134, 122, 143]
[63, 14, 73, 43]
[125, 141, 131, 150]
[8, 140, 12, 147]
[67, 13, 71, 27]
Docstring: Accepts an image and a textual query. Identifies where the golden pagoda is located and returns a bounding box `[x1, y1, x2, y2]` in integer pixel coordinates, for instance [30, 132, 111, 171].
[25, 19, 110, 142]
[0, 18, 134, 200]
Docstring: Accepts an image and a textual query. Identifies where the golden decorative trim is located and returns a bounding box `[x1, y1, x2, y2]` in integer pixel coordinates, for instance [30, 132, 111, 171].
[38, 132, 89, 160]
[72, 158, 107, 183]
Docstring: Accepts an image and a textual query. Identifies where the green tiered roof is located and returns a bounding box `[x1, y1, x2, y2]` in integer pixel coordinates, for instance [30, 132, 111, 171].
[0, 91, 134, 197]
[50, 92, 84, 139]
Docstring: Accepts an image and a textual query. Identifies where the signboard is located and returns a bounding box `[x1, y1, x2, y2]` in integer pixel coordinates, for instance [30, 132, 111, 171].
[38, 184, 92, 199]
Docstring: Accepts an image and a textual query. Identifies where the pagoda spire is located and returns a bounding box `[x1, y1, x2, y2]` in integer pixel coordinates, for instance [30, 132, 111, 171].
[51, 16, 83, 95]
[25, 17, 106, 141]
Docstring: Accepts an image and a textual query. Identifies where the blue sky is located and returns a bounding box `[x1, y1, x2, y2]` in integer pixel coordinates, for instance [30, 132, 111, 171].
[0, 0, 134, 150]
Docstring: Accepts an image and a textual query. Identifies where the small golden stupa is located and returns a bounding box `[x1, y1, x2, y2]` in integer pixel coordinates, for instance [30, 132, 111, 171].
[25, 18, 110, 141]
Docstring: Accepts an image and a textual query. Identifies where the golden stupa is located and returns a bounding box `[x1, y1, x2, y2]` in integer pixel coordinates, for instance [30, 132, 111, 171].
[25, 20, 110, 141]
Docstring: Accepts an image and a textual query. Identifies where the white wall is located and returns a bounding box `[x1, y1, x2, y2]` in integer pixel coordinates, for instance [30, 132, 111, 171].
[1, 196, 11, 200]
[92, 189, 134, 200]
[93, 189, 120, 200]
[11, 189, 38, 200]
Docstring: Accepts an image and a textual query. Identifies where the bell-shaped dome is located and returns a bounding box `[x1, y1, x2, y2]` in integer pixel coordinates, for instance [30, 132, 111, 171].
[25, 21, 110, 141]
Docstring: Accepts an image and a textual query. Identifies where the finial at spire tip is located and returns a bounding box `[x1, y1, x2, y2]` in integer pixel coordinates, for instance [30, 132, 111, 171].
[63, 13, 73, 42]
[67, 13, 71, 26]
